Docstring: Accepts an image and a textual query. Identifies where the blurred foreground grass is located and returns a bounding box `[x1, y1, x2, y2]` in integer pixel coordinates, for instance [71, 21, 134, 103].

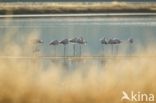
[0, 33, 155, 103]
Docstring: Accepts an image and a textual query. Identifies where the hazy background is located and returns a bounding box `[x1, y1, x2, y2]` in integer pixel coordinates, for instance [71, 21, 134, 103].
[0, 0, 156, 2]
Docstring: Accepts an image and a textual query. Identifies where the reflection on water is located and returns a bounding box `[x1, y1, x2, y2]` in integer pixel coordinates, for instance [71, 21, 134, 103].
[0, 15, 156, 103]
[0, 15, 156, 70]
[2, 56, 128, 72]
[0, 16, 156, 56]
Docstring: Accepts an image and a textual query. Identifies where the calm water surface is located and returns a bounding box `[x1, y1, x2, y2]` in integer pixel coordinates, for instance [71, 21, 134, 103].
[0, 14, 156, 69]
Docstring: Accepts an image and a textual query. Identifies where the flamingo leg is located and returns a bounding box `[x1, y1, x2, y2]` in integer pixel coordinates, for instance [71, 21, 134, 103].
[116, 45, 119, 56]
[54, 46, 56, 57]
[129, 43, 133, 56]
[111, 44, 114, 56]
[34, 45, 39, 57]
[64, 45, 66, 57]
[73, 44, 76, 56]
[102, 44, 105, 56]
[79, 45, 81, 57]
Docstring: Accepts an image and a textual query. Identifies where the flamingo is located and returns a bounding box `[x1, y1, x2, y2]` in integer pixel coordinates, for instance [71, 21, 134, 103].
[100, 37, 108, 56]
[77, 37, 87, 56]
[49, 40, 59, 56]
[100, 37, 108, 45]
[31, 39, 43, 55]
[128, 38, 134, 44]
[108, 38, 114, 56]
[59, 38, 69, 57]
[128, 38, 134, 55]
[112, 38, 122, 56]
[108, 38, 122, 56]
[69, 37, 78, 56]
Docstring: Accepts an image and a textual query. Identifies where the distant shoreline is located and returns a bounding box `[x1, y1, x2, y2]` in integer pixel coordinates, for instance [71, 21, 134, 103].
[0, 2, 156, 15]
[1, 13, 156, 19]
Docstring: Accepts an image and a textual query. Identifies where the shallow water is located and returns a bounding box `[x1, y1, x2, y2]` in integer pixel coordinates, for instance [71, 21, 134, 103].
[0, 15, 156, 103]
[0, 14, 156, 71]
[0, 14, 156, 57]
